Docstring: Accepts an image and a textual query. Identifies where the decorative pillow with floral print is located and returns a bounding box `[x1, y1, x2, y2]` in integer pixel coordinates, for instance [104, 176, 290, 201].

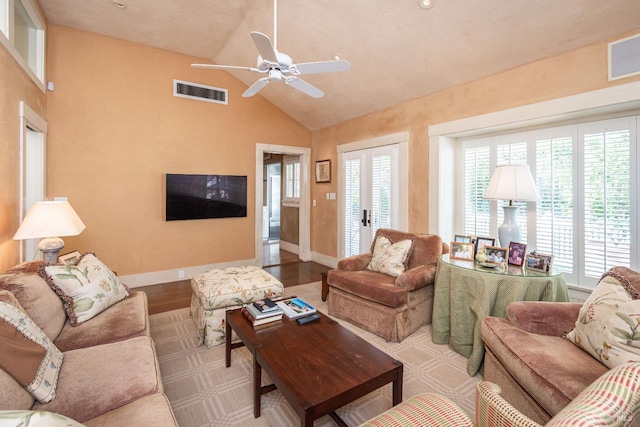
[39, 253, 129, 326]
[565, 270, 640, 369]
[366, 235, 414, 277]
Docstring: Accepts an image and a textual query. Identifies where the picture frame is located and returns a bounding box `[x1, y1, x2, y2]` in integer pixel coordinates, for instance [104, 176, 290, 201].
[484, 246, 509, 264]
[315, 159, 331, 183]
[450, 242, 475, 261]
[507, 242, 527, 266]
[58, 250, 81, 265]
[525, 254, 548, 272]
[454, 234, 473, 244]
[535, 252, 554, 272]
[475, 236, 495, 254]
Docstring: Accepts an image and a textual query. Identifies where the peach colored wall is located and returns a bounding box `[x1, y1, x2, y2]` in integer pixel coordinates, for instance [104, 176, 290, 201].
[310, 29, 640, 259]
[0, 42, 47, 272]
[45, 25, 311, 275]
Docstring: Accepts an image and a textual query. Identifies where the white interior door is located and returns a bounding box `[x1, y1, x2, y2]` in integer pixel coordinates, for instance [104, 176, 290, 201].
[343, 144, 399, 257]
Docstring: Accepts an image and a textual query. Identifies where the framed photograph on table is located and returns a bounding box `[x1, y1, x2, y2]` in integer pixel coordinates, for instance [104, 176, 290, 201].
[475, 236, 495, 253]
[507, 242, 526, 266]
[454, 234, 473, 244]
[525, 254, 547, 272]
[484, 246, 508, 264]
[450, 242, 474, 261]
[535, 252, 554, 272]
[315, 159, 331, 183]
[59, 250, 81, 265]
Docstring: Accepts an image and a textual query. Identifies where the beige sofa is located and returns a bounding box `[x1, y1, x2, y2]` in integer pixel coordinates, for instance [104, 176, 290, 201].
[327, 229, 448, 342]
[0, 261, 177, 426]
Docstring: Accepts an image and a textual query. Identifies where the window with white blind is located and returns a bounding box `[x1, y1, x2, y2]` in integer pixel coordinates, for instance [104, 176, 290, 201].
[283, 155, 300, 205]
[461, 115, 638, 289]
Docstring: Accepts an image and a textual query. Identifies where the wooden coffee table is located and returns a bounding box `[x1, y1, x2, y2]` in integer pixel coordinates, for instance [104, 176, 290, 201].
[226, 308, 403, 427]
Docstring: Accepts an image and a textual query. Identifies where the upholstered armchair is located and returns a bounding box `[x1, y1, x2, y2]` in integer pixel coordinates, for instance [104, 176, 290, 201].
[360, 362, 640, 426]
[327, 229, 448, 342]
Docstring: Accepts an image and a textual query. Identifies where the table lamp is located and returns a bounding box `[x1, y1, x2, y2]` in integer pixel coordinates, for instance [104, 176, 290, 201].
[13, 200, 86, 264]
[482, 164, 539, 248]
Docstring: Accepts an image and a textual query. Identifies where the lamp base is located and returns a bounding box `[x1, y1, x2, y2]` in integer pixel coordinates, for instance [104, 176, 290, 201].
[498, 206, 521, 248]
[38, 237, 64, 264]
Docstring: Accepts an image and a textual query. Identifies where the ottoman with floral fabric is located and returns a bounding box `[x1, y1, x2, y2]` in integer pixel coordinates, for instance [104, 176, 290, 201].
[190, 265, 284, 347]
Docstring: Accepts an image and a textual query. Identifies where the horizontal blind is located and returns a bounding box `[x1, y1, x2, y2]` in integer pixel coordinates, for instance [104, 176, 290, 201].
[535, 132, 574, 273]
[371, 153, 392, 236]
[344, 158, 361, 257]
[463, 146, 491, 237]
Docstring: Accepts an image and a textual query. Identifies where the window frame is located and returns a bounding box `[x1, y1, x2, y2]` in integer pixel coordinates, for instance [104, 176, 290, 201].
[459, 114, 638, 289]
[0, 0, 46, 91]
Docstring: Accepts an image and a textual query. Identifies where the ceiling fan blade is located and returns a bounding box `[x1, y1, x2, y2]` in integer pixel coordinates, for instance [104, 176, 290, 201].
[291, 59, 351, 75]
[250, 32, 278, 64]
[285, 77, 324, 98]
[191, 63, 261, 73]
[242, 78, 271, 97]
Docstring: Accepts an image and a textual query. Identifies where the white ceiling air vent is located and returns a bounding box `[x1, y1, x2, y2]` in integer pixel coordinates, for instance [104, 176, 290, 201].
[173, 79, 228, 105]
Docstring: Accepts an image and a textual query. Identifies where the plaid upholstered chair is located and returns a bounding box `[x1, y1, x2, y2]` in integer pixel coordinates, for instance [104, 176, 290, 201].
[360, 362, 640, 426]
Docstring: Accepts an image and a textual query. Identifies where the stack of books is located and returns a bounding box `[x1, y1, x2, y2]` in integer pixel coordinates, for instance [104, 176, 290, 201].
[242, 297, 284, 328]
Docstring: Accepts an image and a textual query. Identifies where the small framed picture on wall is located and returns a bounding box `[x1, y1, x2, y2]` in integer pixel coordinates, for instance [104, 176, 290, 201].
[315, 159, 331, 183]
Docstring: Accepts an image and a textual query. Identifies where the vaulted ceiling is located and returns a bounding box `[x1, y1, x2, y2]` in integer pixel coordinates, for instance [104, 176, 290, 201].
[39, 0, 640, 130]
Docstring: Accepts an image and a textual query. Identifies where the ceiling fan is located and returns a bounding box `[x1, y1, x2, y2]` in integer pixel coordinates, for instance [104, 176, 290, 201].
[191, 0, 350, 98]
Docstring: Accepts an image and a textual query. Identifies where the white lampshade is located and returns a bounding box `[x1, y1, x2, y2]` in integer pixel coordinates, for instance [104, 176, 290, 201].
[483, 164, 539, 203]
[483, 164, 539, 248]
[14, 201, 86, 263]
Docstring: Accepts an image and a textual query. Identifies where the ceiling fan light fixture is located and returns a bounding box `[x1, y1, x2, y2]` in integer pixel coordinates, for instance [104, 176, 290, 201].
[418, 0, 435, 10]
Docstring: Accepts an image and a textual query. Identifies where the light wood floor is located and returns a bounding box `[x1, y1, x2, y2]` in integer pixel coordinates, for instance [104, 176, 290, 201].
[138, 243, 331, 315]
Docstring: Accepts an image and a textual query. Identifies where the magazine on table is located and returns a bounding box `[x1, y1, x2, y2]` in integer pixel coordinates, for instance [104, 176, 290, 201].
[245, 302, 284, 320]
[276, 297, 317, 319]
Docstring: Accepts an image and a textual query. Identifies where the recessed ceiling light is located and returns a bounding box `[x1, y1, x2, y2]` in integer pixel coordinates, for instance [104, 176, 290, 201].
[418, 0, 435, 9]
[111, 0, 127, 10]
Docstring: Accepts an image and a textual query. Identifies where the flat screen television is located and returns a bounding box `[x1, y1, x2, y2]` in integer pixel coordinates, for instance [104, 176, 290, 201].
[166, 174, 247, 221]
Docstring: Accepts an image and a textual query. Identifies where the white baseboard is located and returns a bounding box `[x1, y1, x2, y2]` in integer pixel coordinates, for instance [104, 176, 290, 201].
[311, 251, 337, 269]
[279, 240, 299, 255]
[121, 258, 258, 288]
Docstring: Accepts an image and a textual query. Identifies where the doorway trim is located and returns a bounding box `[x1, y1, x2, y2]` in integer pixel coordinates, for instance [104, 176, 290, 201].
[255, 143, 311, 266]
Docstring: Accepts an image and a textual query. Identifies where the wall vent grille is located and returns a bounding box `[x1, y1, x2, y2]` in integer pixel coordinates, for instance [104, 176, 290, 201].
[173, 79, 228, 105]
[609, 33, 640, 81]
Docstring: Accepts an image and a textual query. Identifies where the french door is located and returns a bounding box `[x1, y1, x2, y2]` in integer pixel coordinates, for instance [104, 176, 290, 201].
[343, 144, 400, 257]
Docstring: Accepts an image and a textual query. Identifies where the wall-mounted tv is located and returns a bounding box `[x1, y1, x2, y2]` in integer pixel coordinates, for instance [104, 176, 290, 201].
[166, 174, 247, 221]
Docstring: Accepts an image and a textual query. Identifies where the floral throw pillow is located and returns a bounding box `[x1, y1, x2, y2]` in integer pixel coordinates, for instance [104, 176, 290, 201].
[565, 270, 640, 369]
[0, 292, 64, 403]
[366, 235, 414, 277]
[39, 253, 130, 326]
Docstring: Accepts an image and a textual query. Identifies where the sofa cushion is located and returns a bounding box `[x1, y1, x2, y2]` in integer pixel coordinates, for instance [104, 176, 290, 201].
[83, 393, 178, 427]
[481, 315, 608, 416]
[328, 269, 406, 307]
[0, 261, 66, 341]
[0, 291, 63, 403]
[39, 253, 130, 326]
[0, 410, 86, 426]
[565, 268, 640, 369]
[54, 291, 149, 352]
[367, 234, 414, 277]
[32, 335, 162, 423]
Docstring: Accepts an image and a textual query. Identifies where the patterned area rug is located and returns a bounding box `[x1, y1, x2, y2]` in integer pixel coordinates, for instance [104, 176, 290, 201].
[149, 282, 482, 426]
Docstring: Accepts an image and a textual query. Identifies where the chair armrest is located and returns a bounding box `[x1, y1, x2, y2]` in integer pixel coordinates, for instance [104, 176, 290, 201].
[336, 253, 372, 271]
[506, 301, 582, 336]
[476, 382, 542, 427]
[395, 264, 437, 292]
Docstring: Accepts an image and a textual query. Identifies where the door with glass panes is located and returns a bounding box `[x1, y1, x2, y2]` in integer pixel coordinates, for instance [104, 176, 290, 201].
[343, 144, 400, 257]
